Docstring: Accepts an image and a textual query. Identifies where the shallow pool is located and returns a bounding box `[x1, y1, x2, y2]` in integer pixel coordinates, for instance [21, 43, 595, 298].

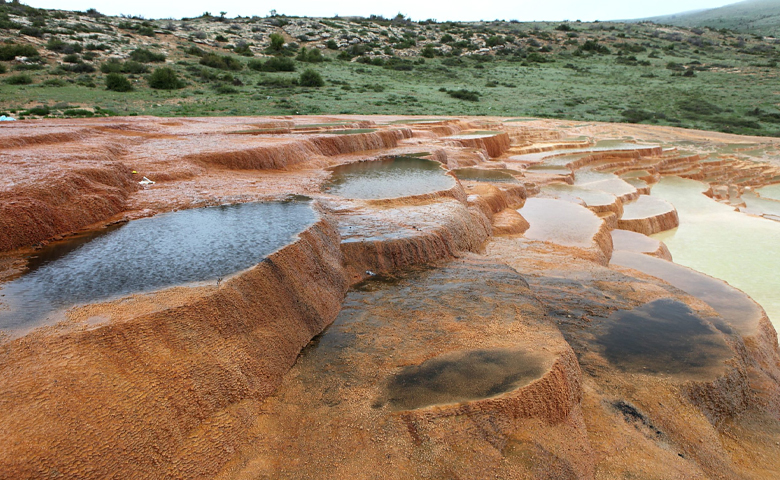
[323, 157, 455, 200]
[520, 198, 602, 248]
[649, 177, 780, 332]
[0, 201, 317, 333]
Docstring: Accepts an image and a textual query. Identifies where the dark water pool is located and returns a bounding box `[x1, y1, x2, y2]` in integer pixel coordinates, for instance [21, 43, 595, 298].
[386, 349, 545, 410]
[593, 298, 732, 378]
[0, 201, 317, 332]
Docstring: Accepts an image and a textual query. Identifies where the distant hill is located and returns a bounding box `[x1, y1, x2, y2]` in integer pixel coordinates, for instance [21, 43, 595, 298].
[640, 0, 780, 36]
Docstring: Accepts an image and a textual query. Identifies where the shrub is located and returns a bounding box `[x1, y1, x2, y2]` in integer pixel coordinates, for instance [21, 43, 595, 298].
[19, 26, 43, 38]
[46, 39, 82, 54]
[296, 47, 323, 63]
[61, 63, 96, 73]
[215, 34, 228, 42]
[6, 74, 33, 85]
[257, 76, 298, 87]
[100, 60, 148, 74]
[214, 84, 238, 94]
[25, 106, 50, 116]
[0, 43, 39, 61]
[0, 63, 5, 74]
[446, 89, 479, 101]
[63, 53, 81, 63]
[63, 109, 94, 117]
[326, 39, 338, 50]
[199, 53, 243, 70]
[299, 68, 324, 87]
[248, 57, 295, 72]
[269, 33, 285, 52]
[43, 78, 67, 86]
[420, 44, 436, 58]
[579, 40, 610, 55]
[148, 67, 184, 89]
[234, 40, 253, 56]
[486, 36, 504, 47]
[106, 72, 133, 91]
[130, 48, 166, 63]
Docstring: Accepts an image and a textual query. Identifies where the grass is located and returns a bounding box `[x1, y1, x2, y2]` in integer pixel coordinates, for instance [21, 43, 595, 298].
[0, 6, 779, 136]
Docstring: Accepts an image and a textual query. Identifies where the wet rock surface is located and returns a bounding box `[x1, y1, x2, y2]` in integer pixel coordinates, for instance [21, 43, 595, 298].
[0, 115, 779, 479]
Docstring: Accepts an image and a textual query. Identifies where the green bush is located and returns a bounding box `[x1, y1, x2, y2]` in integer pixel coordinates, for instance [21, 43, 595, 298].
[0, 43, 39, 61]
[100, 60, 148, 74]
[130, 49, 166, 63]
[257, 76, 298, 87]
[106, 72, 133, 92]
[0, 63, 5, 74]
[446, 89, 480, 101]
[46, 38, 82, 54]
[63, 53, 81, 63]
[199, 53, 243, 71]
[25, 105, 50, 116]
[486, 36, 504, 47]
[579, 40, 610, 55]
[248, 57, 295, 72]
[61, 63, 96, 73]
[326, 39, 338, 50]
[269, 33, 285, 52]
[214, 84, 238, 94]
[43, 78, 67, 86]
[148, 67, 184, 89]
[299, 69, 324, 87]
[6, 74, 33, 85]
[296, 47, 323, 63]
[421, 44, 436, 58]
[63, 109, 94, 117]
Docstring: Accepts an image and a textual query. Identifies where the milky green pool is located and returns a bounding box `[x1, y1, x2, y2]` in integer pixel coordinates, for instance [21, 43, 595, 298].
[650, 177, 780, 333]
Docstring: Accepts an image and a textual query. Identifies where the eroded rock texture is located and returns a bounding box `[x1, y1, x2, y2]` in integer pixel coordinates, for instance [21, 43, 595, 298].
[0, 116, 779, 479]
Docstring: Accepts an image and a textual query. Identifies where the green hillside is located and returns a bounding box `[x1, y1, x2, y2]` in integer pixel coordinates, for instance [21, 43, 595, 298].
[1, 2, 779, 136]
[643, 0, 780, 36]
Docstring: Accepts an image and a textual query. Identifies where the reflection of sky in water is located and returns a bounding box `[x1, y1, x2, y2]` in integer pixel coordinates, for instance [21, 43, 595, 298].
[650, 177, 780, 332]
[520, 198, 601, 248]
[0, 202, 316, 333]
[323, 157, 454, 200]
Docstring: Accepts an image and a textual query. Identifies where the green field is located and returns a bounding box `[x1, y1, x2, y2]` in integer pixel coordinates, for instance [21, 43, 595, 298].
[1, 2, 779, 136]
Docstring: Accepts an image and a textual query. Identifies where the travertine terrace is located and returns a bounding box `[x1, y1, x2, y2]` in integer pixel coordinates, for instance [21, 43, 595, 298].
[1, 116, 779, 479]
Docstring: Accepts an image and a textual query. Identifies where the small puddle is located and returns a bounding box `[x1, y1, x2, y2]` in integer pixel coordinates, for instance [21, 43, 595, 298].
[323, 157, 455, 200]
[0, 201, 317, 334]
[592, 299, 732, 378]
[520, 198, 602, 247]
[452, 168, 520, 183]
[385, 349, 546, 411]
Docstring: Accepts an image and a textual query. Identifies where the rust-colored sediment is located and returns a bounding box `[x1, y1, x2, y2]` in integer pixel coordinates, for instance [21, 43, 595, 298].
[1, 115, 779, 479]
[0, 215, 349, 479]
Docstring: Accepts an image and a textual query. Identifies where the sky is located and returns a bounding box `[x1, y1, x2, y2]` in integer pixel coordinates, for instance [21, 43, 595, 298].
[24, 0, 740, 22]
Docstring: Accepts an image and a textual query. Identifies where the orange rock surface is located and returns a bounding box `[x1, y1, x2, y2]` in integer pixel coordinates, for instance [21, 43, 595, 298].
[0, 115, 779, 479]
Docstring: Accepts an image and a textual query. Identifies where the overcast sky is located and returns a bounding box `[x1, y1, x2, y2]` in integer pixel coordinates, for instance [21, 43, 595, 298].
[24, 0, 739, 22]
